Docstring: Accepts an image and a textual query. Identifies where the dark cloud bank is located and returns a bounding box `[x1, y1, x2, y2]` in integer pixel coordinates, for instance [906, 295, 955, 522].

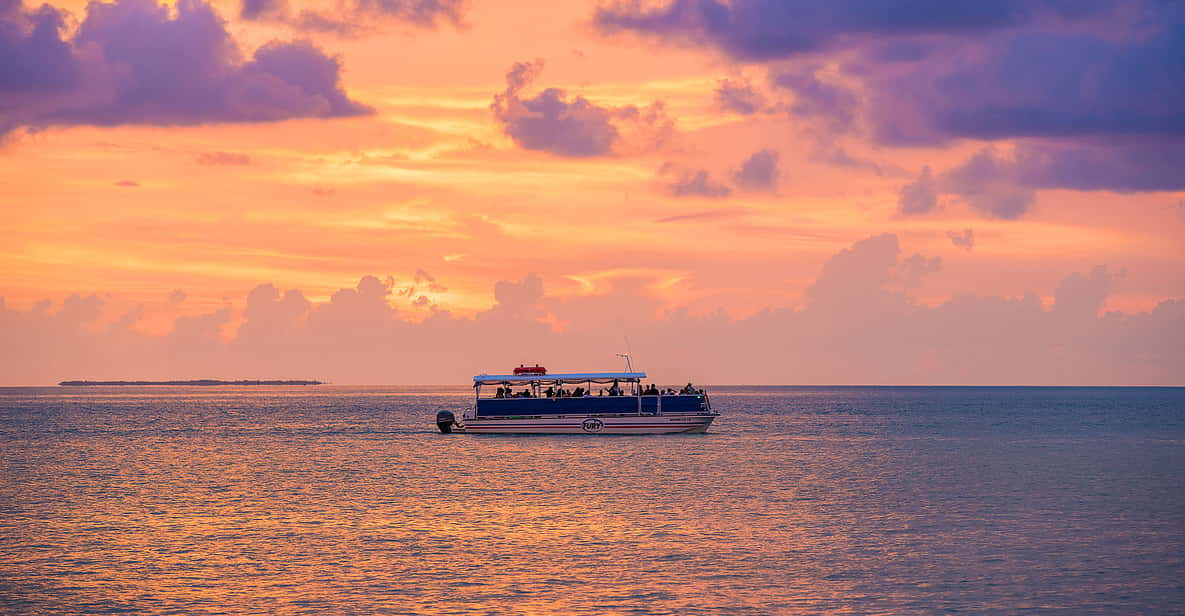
[0, 0, 370, 138]
[598, 0, 1185, 213]
[3, 235, 1181, 385]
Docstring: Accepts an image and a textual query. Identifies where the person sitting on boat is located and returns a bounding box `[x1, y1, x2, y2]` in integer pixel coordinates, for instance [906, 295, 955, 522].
[573, 386, 585, 397]
[680, 382, 696, 395]
[545, 386, 554, 398]
[608, 380, 622, 396]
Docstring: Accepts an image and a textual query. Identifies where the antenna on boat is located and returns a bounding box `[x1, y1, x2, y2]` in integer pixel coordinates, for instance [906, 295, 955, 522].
[615, 352, 634, 373]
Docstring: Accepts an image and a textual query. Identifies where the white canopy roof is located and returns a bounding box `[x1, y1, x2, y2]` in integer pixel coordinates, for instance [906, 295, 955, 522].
[473, 371, 647, 383]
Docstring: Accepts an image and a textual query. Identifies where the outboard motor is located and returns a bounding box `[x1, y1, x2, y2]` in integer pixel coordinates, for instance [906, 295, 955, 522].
[436, 410, 456, 434]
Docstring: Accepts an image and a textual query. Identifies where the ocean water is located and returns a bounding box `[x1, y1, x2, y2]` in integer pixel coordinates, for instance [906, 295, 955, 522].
[1, 386, 1183, 615]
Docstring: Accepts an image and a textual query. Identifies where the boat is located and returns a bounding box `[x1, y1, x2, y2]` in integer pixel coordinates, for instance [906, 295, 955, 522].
[435, 366, 718, 434]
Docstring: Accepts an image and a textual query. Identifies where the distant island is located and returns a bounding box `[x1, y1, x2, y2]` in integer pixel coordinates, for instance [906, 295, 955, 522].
[58, 380, 325, 386]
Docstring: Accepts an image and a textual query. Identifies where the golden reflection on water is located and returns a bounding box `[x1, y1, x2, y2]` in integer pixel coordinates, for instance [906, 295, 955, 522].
[1, 386, 1183, 614]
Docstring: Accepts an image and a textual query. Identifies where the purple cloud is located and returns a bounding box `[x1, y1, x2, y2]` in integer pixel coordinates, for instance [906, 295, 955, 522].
[666, 168, 732, 198]
[491, 60, 615, 156]
[0, 0, 78, 94]
[241, 0, 283, 19]
[857, 5, 1185, 153]
[898, 166, 936, 216]
[491, 60, 669, 157]
[932, 142, 1185, 219]
[595, 0, 1109, 61]
[288, 10, 364, 35]
[0, 0, 371, 138]
[940, 149, 1036, 219]
[597, 1, 1185, 196]
[870, 25, 1185, 145]
[353, 0, 464, 26]
[599, 0, 1178, 143]
[946, 229, 974, 251]
[114, 179, 140, 187]
[811, 144, 882, 174]
[715, 78, 762, 114]
[241, 0, 463, 35]
[733, 149, 779, 192]
[660, 150, 778, 198]
[602, 1, 1168, 144]
[772, 66, 858, 133]
[497, 91, 617, 156]
[1010, 141, 1185, 193]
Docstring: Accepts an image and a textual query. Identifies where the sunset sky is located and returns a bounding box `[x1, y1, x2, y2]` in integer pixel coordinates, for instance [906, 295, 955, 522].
[2, 0, 1183, 385]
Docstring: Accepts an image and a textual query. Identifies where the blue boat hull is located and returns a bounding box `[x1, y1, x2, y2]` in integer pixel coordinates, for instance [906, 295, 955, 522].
[458, 394, 717, 434]
[476, 394, 710, 417]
